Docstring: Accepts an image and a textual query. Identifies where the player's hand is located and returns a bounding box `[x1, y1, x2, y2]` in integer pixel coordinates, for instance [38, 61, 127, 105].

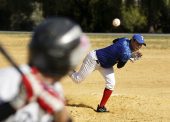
[130, 51, 142, 63]
[12, 69, 65, 114]
[25, 70, 65, 113]
[22, 72, 65, 114]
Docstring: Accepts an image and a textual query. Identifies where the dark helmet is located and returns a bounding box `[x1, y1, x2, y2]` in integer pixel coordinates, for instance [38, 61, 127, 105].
[28, 17, 89, 77]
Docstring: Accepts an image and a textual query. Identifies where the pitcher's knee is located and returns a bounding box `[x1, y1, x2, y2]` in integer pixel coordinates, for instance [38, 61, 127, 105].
[70, 73, 85, 84]
[105, 84, 115, 91]
[73, 77, 84, 84]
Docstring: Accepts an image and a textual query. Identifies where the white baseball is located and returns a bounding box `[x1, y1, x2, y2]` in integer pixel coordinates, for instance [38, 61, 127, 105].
[112, 18, 120, 27]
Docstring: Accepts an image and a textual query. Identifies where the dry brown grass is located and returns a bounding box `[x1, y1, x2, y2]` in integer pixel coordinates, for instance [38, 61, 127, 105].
[0, 33, 30, 67]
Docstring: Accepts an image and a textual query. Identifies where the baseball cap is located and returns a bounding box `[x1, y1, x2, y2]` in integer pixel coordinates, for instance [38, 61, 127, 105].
[132, 34, 146, 46]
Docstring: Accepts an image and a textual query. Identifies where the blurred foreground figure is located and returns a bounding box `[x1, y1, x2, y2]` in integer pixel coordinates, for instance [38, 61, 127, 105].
[0, 17, 89, 122]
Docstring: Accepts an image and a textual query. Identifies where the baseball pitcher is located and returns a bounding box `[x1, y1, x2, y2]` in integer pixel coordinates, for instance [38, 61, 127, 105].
[69, 34, 146, 112]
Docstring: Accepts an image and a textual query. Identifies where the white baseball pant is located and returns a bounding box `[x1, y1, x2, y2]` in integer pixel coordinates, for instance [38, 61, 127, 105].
[70, 50, 116, 90]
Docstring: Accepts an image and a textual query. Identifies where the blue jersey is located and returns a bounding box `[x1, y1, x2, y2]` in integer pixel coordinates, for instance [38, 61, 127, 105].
[96, 38, 132, 68]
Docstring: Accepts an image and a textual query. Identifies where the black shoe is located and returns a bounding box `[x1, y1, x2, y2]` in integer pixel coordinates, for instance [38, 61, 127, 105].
[96, 105, 107, 112]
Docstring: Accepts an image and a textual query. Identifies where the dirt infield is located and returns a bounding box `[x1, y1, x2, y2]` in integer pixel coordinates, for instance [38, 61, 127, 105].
[62, 49, 170, 122]
[0, 33, 170, 122]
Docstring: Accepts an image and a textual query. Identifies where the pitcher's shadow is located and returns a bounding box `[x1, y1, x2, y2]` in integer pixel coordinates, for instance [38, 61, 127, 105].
[66, 103, 97, 112]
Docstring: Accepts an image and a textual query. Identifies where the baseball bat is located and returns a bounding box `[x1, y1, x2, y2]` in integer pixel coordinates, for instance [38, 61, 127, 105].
[0, 43, 24, 75]
[0, 43, 38, 104]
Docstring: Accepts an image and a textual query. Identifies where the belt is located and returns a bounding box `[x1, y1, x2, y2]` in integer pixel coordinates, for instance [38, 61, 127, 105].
[96, 60, 100, 64]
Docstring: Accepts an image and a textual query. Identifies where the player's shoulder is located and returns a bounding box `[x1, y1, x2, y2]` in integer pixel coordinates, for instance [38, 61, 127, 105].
[113, 37, 129, 47]
[0, 66, 20, 79]
[0, 64, 30, 101]
[116, 37, 130, 49]
[119, 37, 130, 45]
[0, 64, 29, 75]
[118, 38, 131, 58]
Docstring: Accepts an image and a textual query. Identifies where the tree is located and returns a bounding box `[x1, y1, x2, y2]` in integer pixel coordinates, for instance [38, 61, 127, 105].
[141, 0, 164, 32]
[160, 0, 170, 33]
[121, 5, 147, 32]
[7, 0, 34, 30]
[0, 0, 11, 30]
[90, 0, 122, 32]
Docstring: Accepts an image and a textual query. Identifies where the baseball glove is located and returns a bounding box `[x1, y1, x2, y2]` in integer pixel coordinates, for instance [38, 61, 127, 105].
[130, 51, 142, 62]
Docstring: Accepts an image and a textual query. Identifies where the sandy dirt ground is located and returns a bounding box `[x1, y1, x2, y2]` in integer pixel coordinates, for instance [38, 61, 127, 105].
[62, 49, 170, 122]
[0, 34, 170, 122]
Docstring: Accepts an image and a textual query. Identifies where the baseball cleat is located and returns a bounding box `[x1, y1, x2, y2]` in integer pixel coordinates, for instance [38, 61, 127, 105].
[96, 105, 107, 112]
